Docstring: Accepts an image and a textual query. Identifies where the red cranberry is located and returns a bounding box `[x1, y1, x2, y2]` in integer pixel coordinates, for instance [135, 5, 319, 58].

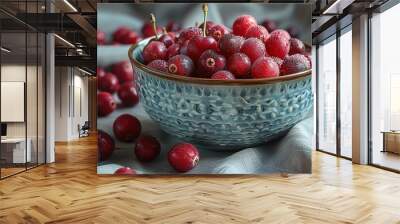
[218, 34, 244, 56]
[211, 70, 235, 80]
[227, 53, 251, 78]
[122, 31, 140, 44]
[270, 56, 284, 68]
[117, 82, 139, 107]
[270, 29, 291, 40]
[251, 57, 280, 79]
[97, 67, 106, 79]
[113, 114, 141, 142]
[244, 25, 269, 43]
[98, 72, 119, 93]
[187, 35, 218, 61]
[168, 54, 194, 76]
[232, 15, 257, 36]
[209, 24, 229, 41]
[289, 38, 305, 55]
[261, 19, 277, 32]
[240, 38, 266, 63]
[134, 135, 161, 162]
[98, 130, 114, 161]
[198, 50, 226, 76]
[280, 54, 311, 75]
[167, 43, 180, 58]
[112, 61, 134, 83]
[168, 143, 199, 173]
[265, 31, 290, 59]
[113, 27, 131, 43]
[143, 41, 167, 64]
[97, 31, 106, 45]
[178, 27, 202, 44]
[166, 21, 181, 32]
[142, 22, 162, 38]
[98, 92, 116, 117]
[199, 21, 216, 35]
[147, 59, 168, 72]
[159, 33, 175, 48]
[114, 167, 136, 175]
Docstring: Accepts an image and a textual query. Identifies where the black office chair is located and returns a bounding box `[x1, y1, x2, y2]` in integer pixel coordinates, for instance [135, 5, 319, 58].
[78, 121, 90, 138]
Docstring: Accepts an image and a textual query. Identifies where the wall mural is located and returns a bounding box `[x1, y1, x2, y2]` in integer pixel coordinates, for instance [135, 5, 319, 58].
[97, 3, 313, 175]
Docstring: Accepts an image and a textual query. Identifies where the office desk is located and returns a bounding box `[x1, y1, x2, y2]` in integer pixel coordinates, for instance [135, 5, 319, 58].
[1, 138, 31, 163]
[382, 131, 400, 154]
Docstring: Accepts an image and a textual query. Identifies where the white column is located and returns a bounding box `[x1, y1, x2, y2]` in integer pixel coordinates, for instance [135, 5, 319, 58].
[352, 14, 369, 164]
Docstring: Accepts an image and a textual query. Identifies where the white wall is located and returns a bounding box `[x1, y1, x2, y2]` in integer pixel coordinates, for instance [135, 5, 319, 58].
[54, 67, 89, 141]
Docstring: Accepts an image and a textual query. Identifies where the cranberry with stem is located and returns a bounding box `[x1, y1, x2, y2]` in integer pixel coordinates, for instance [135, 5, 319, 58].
[187, 4, 218, 61]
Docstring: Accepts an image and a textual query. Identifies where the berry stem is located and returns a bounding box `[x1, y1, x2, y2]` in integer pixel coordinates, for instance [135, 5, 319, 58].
[150, 13, 159, 40]
[202, 3, 208, 37]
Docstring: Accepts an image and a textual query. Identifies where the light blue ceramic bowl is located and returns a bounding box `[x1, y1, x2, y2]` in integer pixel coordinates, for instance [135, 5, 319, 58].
[129, 39, 313, 151]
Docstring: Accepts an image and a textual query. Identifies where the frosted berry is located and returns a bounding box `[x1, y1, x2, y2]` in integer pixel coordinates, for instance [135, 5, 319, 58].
[232, 15, 257, 36]
[245, 25, 269, 42]
[280, 54, 311, 75]
[135, 135, 161, 162]
[265, 30, 290, 59]
[251, 57, 280, 79]
[227, 53, 251, 78]
[218, 34, 244, 56]
[117, 82, 139, 107]
[178, 27, 202, 44]
[240, 38, 266, 62]
[289, 38, 305, 55]
[197, 50, 226, 76]
[168, 143, 199, 172]
[211, 70, 235, 80]
[142, 41, 167, 64]
[147, 59, 168, 72]
[113, 114, 141, 142]
[168, 54, 194, 76]
[98, 92, 116, 117]
[270, 56, 284, 68]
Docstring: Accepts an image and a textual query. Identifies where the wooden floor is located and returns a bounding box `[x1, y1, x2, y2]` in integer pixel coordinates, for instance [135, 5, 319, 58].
[1, 135, 400, 224]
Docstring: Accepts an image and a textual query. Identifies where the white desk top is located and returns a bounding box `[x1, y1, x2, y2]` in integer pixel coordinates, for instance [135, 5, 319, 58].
[1, 138, 27, 143]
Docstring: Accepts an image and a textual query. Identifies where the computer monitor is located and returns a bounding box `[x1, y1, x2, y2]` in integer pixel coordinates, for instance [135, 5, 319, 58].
[1, 123, 7, 137]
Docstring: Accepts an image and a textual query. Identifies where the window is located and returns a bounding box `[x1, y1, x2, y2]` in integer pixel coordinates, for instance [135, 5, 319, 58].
[317, 35, 337, 154]
[370, 3, 400, 171]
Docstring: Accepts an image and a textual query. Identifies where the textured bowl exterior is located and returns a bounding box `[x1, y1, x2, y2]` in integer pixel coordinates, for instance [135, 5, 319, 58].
[130, 41, 313, 150]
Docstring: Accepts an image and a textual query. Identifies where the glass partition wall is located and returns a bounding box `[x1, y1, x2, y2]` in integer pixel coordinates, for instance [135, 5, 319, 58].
[0, 3, 46, 179]
[370, 3, 400, 172]
[316, 25, 353, 159]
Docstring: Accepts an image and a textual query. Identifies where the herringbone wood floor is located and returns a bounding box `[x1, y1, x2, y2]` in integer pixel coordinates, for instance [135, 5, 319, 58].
[1, 134, 400, 224]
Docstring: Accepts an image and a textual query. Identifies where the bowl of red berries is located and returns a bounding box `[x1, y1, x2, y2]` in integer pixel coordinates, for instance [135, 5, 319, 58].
[128, 5, 312, 150]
